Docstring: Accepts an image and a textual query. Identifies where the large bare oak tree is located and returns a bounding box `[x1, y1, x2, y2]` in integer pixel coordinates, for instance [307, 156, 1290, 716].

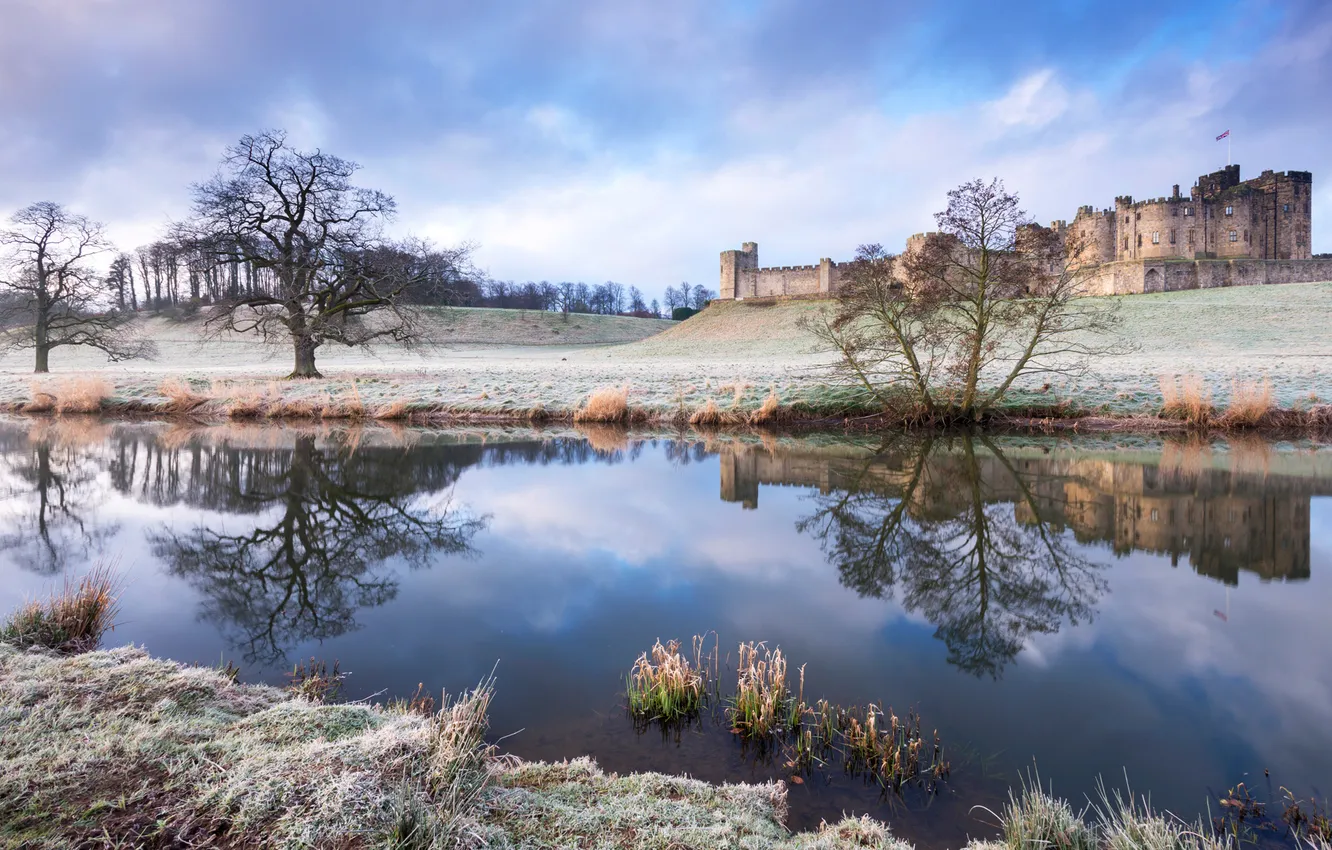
[0, 202, 155, 372]
[182, 131, 461, 378]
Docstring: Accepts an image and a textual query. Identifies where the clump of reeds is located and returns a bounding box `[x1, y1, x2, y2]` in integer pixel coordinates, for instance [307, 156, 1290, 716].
[286, 658, 345, 702]
[428, 675, 496, 801]
[730, 641, 800, 737]
[574, 385, 630, 424]
[0, 565, 120, 654]
[749, 388, 783, 425]
[372, 399, 411, 420]
[627, 638, 709, 723]
[25, 376, 115, 414]
[689, 398, 744, 427]
[1159, 374, 1213, 425]
[989, 777, 1098, 850]
[213, 380, 272, 418]
[158, 377, 210, 412]
[1218, 377, 1273, 428]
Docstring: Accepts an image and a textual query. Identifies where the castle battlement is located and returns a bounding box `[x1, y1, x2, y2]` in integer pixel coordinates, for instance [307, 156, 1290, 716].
[718, 163, 1317, 302]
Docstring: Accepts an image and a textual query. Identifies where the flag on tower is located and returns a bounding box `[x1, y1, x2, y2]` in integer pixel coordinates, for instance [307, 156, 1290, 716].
[1216, 130, 1230, 140]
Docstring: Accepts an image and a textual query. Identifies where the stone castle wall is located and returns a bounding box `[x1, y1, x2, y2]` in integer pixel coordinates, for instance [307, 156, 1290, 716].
[1080, 257, 1332, 296]
[719, 242, 846, 299]
[718, 164, 1320, 301]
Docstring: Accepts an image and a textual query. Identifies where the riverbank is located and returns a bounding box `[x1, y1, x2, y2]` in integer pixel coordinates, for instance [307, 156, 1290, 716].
[2, 283, 1330, 436]
[1, 640, 1268, 850]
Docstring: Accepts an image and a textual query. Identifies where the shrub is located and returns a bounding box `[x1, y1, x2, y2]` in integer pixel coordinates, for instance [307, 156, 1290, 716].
[671, 307, 698, 321]
[0, 565, 120, 654]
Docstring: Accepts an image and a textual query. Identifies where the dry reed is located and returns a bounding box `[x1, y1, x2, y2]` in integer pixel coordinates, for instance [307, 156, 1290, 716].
[1159, 374, 1213, 425]
[26, 376, 115, 414]
[627, 638, 709, 723]
[749, 389, 783, 425]
[689, 398, 744, 427]
[158, 377, 209, 412]
[574, 386, 630, 424]
[0, 564, 120, 654]
[730, 642, 797, 737]
[1218, 377, 1273, 427]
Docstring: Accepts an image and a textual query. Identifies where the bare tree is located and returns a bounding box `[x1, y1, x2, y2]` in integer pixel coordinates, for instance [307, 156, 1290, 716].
[0, 202, 155, 372]
[181, 131, 460, 378]
[808, 178, 1126, 422]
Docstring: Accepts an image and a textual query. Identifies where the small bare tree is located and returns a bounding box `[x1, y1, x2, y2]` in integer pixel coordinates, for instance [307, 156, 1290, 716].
[181, 131, 464, 378]
[809, 178, 1126, 422]
[0, 202, 155, 372]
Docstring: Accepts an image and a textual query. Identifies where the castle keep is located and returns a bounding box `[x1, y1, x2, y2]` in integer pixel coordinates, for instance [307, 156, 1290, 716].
[718, 164, 1326, 299]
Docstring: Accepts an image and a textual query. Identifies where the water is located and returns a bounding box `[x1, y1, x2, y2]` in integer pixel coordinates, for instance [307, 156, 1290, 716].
[2, 418, 1330, 847]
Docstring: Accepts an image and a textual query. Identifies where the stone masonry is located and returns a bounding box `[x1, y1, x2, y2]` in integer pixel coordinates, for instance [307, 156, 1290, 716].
[718, 163, 1326, 299]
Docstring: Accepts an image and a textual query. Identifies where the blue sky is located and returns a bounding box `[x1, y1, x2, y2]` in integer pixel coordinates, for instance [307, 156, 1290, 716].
[1, 0, 1328, 299]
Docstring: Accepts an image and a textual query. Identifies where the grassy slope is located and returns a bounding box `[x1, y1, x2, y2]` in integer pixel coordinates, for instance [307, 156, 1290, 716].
[1, 283, 1329, 419]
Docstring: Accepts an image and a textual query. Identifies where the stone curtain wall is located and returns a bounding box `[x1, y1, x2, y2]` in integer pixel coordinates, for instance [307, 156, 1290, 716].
[1080, 257, 1332, 296]
[719, 243, 845, 299]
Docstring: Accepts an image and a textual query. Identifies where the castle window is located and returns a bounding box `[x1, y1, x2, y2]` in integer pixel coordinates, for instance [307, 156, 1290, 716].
[1172, 206, 1178, 217]
[1169, 230, 1176, 244]
[1124, 216, 1129, 225]
[1283, 203, 1290, 214]
[1137, 234, 1142, 247]
[1135, 212, 1141, 221]
[1225, 205, 1233, 216]
[1151, 509, 1159, 522]
[1123, 237, 1128, 250]
[1152, 231, 1160, 244]
[1229, 230, 1238, 242]
[1184, 207, 1193, 216]
[1188, 229, 1195, 244]
[1244, 230, 1249, 243]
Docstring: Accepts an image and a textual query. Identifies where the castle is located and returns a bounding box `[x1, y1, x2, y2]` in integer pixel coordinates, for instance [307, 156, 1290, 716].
[719, 164, 1327, 299]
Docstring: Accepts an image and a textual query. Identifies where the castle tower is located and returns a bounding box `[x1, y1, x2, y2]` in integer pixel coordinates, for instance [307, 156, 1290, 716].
[719, 242, 758, 299]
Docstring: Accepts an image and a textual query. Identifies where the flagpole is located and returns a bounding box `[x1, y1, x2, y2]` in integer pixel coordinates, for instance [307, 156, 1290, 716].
[1228, 133, 1231, 167]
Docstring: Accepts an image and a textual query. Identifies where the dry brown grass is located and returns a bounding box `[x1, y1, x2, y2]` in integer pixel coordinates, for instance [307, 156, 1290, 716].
[749, 389, 783, 425]
[0, 564, 120, 654]
[1218, 377, 1274, 427]
[574, 385, 630, 424]
[26, 377, 115, 414]
[371, 399, 410, 420]
[212, 380, 273, 418]
[157, 377, 210, 413]
[689, 398, 744, 427]
[1159, 373, 1213, 425]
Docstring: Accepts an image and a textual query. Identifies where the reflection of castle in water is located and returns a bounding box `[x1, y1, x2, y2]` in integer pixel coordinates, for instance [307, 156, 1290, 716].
[720, 447, 1319, 585]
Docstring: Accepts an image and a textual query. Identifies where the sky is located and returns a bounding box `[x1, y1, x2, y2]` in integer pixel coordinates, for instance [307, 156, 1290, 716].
[1, 0, 1330, 302]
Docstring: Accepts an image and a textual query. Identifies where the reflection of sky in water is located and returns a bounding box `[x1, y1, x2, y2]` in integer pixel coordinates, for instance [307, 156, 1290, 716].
[1, 426, 1330, 836]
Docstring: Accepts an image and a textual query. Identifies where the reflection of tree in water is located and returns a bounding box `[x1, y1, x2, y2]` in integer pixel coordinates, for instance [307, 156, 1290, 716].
[148, 435, 487, 664]
[799, 436, 1107, 678]
[0, 424, 117, 575]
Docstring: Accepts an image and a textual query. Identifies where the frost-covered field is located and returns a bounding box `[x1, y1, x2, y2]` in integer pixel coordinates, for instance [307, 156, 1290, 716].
[2, 283, 1330, 417]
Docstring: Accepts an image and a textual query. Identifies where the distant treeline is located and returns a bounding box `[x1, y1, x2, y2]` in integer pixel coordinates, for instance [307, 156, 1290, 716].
[100, 239, 714, 319]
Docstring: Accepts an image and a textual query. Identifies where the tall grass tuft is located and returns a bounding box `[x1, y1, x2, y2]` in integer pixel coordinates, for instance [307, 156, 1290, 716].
[1218, 378, 1273, 428]
[749, 388, 783, 425]
[428, 674, 497, 838]
[26, 376, 115, 414]
[158, 377, 210, 412]
[574, 385, 630, 424]
[730, 641, 796, 737]
[989, 776, 1097, 850]
[0, 565, 120, 654]
[627, 638, 708, 723]
[1159, 374, 1213, 425]
[286, 658, 345, 702]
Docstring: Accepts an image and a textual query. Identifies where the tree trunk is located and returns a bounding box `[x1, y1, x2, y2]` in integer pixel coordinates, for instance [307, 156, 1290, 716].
[34, 312, 49, 373]
[290, 332, 322, 379]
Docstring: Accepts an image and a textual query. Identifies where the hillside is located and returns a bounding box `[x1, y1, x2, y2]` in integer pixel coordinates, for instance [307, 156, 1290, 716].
[0, 307, 674, 374]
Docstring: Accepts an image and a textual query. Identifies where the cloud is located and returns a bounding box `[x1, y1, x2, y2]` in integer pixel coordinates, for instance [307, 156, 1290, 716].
[0, 0, 1328, 301]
